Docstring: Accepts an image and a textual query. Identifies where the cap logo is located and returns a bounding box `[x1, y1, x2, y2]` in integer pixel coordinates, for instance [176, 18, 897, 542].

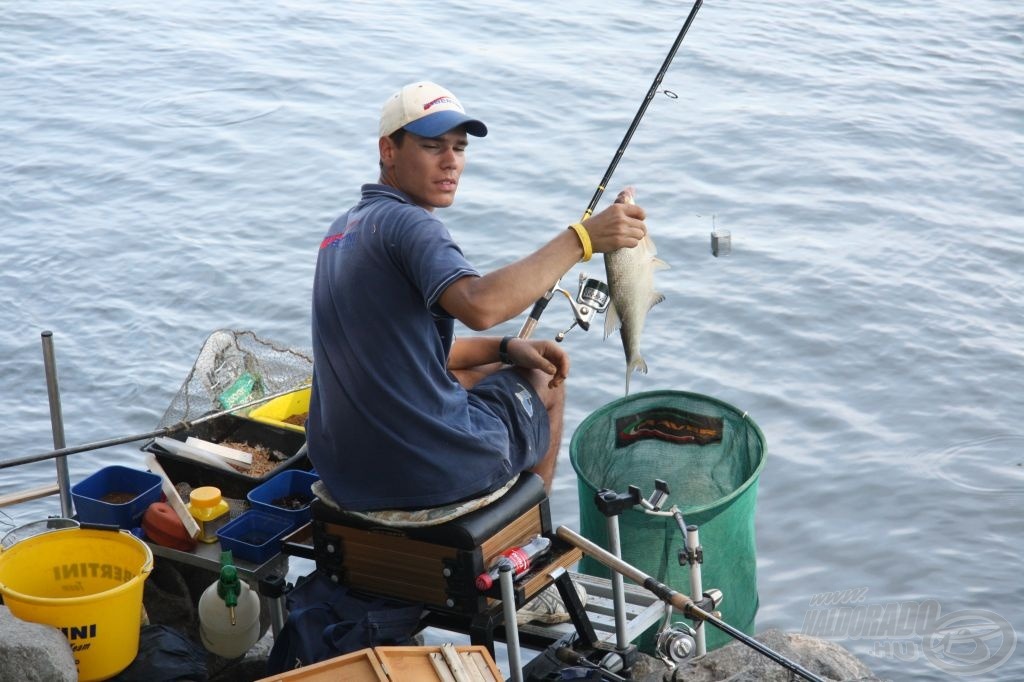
[423, 95, 457, 111]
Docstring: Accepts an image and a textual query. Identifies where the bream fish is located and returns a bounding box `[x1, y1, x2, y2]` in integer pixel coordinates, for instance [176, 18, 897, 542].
[603, 186, 669, 394]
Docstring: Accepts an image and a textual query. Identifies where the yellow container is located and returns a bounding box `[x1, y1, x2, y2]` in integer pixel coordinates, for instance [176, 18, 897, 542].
[247, 387, 310, 433]
[188, 486, 231, 543]
[0, 526, 153, 681]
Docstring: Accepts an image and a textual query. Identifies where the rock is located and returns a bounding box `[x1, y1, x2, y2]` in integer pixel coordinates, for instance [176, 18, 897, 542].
[142, 560, 200, 641]
[666, 629, 881, 682]
[0, 606, 77, 682]
[626, 651, 678, 682]
[209, 628, 275, 682]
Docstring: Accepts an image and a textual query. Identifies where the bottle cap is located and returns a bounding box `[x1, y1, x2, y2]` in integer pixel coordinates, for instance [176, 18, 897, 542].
[190, 486, 224, 508]
[217, 551, 241, 607]
[475, 573, 493, 591]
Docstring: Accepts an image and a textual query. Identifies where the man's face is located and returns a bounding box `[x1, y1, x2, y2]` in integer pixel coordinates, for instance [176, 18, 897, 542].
[380, 128, 468, 211]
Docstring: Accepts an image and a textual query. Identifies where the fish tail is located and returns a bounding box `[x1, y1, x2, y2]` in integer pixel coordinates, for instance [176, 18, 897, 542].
[624, 355, 648, 395]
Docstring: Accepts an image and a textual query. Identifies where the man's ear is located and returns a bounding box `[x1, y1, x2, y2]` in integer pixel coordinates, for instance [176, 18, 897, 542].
[379, 136, 394, 167]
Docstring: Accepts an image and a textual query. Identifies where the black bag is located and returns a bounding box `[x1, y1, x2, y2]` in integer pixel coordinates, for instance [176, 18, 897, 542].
[266, 570, 424, 674]
[110, 625, 208, 682]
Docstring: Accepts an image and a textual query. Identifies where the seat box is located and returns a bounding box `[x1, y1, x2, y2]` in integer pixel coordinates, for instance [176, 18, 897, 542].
[311, 474, 582, 615]
[141, 414, 309, 499]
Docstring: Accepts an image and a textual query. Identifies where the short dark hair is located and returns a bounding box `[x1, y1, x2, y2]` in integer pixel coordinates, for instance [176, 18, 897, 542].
[379, 129, 407, 172]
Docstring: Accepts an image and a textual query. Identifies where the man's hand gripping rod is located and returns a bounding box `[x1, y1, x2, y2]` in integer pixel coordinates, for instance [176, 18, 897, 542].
[517, 0, 703, 341]
[555, 526, 828, 682]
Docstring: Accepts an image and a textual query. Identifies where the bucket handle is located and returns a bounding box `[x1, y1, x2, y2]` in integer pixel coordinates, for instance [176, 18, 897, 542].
[78, 521, 123, 532]
[80, 521, 156, 575]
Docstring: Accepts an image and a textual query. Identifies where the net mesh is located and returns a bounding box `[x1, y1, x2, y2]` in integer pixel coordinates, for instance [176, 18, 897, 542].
[157, 329, 313, 428]
[570, 390, 766, 652]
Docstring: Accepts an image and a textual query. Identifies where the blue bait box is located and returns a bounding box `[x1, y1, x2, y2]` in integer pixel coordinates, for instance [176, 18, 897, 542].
[216, 510, 293, 564]
[246, 469, 318, 529]
[71, 465, 163, 529]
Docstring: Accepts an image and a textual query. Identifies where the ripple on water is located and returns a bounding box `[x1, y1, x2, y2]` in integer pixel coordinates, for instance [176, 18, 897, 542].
[924, 435, 1024, 494]
[139, 87, 283, 128]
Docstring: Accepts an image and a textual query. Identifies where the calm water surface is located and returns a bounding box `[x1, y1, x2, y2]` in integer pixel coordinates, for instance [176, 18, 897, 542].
[2, 2, 1022, 679]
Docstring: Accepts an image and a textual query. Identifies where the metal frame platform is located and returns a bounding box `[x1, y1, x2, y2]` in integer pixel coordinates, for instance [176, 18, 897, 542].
[516, 572, 664, 648]
[423, 570, 664, 653]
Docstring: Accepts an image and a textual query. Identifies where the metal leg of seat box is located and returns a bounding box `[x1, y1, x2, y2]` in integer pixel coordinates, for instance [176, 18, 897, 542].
[259, 573, 288, 638]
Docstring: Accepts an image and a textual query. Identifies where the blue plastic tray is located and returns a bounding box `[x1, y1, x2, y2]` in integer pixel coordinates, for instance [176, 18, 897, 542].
[216, 510, 292, 564]
[71, 465, 163, 529]
[246, 469, 318, 529]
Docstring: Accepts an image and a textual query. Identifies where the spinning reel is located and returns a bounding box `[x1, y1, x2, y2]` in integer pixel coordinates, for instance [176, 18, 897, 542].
[552, 273, 611, 342]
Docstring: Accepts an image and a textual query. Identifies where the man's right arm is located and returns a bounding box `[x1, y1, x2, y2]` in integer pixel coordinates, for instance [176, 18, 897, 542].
[439, 201, 647, 330]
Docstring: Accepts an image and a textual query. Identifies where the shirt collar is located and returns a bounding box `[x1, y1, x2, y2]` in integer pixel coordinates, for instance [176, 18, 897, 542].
[360, 183, 415, 205]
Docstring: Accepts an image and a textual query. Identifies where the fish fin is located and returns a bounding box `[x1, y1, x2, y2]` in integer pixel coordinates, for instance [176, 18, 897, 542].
[647, 292, 666, 311]
[604, 301, 621, 339]
[624, 355, 648, 395]
[639, 235, 666, 263]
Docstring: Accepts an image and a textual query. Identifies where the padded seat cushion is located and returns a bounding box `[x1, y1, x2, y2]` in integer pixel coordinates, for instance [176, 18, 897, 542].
[312, 473, 546, 550]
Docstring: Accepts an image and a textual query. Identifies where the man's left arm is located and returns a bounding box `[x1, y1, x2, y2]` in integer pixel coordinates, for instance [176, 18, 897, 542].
[449, 336, 569, 389]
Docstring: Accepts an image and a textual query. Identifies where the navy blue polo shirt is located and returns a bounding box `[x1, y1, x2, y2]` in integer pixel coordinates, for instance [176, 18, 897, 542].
[308, 184, 535, 511]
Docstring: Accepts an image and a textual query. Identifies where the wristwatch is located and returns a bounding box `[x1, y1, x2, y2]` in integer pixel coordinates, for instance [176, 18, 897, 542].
[498, 336, 515, 366]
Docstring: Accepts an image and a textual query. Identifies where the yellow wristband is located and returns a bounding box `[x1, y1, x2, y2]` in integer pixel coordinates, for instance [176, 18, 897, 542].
[568, 222, 592, 262]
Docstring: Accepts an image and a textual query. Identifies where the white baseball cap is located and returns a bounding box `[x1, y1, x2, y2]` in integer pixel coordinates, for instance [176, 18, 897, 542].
[378, 81, 488, 139]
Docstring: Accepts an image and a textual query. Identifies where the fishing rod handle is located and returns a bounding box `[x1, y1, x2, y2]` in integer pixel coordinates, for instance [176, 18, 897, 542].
[517, 291, 553, 339]
[555, 526, 694, 613]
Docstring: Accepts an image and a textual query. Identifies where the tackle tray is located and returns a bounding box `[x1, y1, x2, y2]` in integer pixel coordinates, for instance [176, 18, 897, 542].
[141, 413, 310, 499]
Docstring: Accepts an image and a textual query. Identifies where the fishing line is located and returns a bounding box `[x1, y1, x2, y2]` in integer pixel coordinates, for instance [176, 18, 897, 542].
[518, 0, 704, 339]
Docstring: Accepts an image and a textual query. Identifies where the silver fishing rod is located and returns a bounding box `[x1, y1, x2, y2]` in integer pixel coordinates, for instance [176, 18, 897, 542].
[556, 526, 828, 682]
[518, 0, 703, 340]
[0, 384, 311, 471]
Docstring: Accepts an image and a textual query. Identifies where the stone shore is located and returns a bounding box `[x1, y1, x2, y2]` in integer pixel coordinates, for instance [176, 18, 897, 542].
[0, 557, 882, 681]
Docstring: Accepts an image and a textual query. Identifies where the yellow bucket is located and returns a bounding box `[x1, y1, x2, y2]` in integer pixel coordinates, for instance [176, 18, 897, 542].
[0, 526, 153, 681]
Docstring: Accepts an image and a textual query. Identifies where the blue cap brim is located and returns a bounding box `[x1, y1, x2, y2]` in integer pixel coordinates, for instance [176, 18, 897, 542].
[403, 110, 488, 138]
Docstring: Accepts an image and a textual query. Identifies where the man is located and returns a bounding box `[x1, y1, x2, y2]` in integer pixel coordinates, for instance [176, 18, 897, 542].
[308, 81, 646, 514]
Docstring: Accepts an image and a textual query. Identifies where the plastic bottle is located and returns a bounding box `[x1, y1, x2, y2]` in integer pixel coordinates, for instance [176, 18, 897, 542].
[475, 535, 553, 591]
[188, 486, 230, 543]
[198, 550, 261, 658]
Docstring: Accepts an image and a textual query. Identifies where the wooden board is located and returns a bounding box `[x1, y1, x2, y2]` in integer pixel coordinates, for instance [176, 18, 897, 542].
[376, 645, 502, 681]
[256, 647, 387, 681]
[255, 645, 501, 682]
